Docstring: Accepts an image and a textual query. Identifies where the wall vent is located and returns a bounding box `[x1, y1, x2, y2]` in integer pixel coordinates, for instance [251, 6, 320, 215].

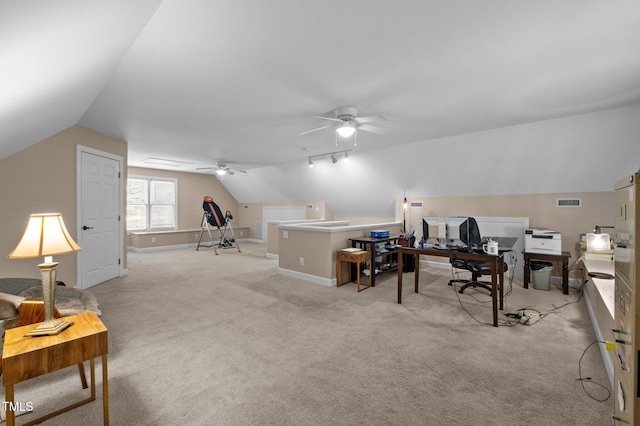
[255, 222, 262, 238]
[556, 198, 582, 208]
[306, 204, 313, 209]
[410, 201, 423, 208]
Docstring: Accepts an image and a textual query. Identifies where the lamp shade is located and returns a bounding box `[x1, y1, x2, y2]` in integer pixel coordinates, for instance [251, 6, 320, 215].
[8, 213, 81, 259]
[586, 233, 610, 251]
[336, 124, 356, 138]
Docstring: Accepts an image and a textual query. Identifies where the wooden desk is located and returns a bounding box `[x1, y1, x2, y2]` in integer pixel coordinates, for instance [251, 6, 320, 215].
[336, 250, 371, 292]
[2, 311, 109, 426]
[397, 247, 505, 327]
[523, 251, 571, 294]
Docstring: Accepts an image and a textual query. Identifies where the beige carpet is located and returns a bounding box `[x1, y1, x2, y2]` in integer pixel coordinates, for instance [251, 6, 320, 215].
[3, 243, 612, 425]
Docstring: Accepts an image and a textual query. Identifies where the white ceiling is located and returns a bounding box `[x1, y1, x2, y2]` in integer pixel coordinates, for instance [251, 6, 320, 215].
[2, 1, 639, 173]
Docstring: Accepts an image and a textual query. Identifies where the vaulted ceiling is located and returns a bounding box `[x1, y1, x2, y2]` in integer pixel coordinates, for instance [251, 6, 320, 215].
[2, 1, 640, 216]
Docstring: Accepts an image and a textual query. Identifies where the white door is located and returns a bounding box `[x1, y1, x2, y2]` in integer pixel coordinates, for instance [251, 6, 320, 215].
[78, 148, 122, 288]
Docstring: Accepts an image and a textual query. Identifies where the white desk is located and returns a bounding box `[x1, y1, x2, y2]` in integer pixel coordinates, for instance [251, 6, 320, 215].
[582, 257, 615, 386]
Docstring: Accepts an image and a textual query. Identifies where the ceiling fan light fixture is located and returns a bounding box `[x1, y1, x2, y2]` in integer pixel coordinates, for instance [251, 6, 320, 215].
[336, 123, 356, 138]
[344, 152, 350, 162]
[216, 169, 226, 176]
[308, 158, 314, 168]
[331, 154, 338, 164]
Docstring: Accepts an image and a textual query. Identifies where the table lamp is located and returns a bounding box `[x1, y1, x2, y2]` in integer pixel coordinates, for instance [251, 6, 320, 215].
[586, 233, 610, 251]
[8, 213, 82, 336]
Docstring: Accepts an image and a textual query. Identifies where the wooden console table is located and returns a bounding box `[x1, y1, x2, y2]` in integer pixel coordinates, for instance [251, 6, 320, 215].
[397, 246, 505, 327]
[523, 251, 571, 294]
[2, 311, 109, 426]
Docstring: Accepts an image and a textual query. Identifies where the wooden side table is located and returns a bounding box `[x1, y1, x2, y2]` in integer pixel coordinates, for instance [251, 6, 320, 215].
[336, 250, 371, 292]
[2, 311, 109, 426]
[523, 251, 572, 294]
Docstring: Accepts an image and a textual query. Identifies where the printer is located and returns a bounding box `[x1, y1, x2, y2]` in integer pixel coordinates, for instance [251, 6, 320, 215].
[525, 228, 562, 255]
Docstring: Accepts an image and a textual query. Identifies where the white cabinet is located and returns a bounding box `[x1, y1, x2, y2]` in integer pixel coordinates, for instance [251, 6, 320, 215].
[613, 173, 639, 423]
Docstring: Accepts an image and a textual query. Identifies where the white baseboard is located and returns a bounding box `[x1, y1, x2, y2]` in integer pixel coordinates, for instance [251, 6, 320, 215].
[266, 253, 279, 260]
[278, 267, 336, 287]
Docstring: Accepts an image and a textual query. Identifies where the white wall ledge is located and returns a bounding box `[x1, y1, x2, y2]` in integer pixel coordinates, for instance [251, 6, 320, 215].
[278, 221, 401, 233]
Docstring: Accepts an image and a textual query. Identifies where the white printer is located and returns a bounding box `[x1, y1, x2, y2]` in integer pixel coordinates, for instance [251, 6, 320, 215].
[525, 228, 562, 255]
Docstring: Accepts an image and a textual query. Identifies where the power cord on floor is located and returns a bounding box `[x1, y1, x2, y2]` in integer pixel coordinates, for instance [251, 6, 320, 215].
[576, 340, 611, 402]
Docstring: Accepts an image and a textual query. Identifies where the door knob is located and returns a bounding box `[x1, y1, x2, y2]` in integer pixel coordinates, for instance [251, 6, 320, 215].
[82, 226, 94, 230]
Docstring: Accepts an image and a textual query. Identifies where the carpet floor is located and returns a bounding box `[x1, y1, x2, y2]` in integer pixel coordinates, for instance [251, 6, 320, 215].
[2, 243, 612, 425]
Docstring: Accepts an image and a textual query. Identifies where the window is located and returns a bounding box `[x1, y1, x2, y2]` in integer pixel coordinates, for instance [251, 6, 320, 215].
[127, 176, 177, 230]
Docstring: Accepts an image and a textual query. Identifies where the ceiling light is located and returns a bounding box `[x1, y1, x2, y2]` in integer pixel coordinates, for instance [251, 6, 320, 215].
[336, 123, 356, 138]
[308, 158, 314, 168]
[344, 152, 350, 162]
[216, 169, 226, 176]
[331, 154, 338, 164]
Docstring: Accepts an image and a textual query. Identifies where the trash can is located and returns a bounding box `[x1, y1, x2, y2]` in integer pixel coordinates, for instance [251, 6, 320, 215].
[531, 261, 553, 291]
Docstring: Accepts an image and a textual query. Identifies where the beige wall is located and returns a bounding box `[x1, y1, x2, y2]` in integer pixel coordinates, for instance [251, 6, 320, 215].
[395, 191, 614, 277]
[279, 223, 403, 280]
[0, 125, 127, 285]
[237, 200, 333, 238]
[127, 166, 236, 230]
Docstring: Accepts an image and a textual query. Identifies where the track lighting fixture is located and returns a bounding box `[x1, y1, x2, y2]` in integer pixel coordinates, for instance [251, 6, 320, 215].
[307, 149, 352, 167]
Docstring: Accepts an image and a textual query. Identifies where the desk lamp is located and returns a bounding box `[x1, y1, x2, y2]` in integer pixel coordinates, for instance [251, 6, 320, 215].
[586, 233, 611, 251]
[8, 213, 82, 336]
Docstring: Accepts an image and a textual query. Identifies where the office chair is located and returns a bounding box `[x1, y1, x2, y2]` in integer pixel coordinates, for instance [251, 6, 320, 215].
[448, 257, 508, 294]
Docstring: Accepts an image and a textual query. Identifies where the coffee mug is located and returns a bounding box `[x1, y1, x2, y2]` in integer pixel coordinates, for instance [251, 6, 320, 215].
[483, 240, 499, 255]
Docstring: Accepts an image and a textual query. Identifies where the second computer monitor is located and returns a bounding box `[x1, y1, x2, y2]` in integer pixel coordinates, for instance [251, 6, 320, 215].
[422, 216, 481, 249]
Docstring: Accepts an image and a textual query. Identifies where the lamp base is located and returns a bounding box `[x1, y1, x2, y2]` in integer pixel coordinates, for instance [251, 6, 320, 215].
[25, 319, 73, 337]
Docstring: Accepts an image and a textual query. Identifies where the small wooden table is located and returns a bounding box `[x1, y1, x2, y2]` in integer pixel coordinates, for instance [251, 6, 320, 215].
[2, 311, 109, 426]
[523, 251, 572, 294]
[336, 250, 371, 292]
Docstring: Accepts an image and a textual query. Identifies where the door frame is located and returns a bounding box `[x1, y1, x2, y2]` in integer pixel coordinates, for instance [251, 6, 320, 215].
[75, 145, 126, 289]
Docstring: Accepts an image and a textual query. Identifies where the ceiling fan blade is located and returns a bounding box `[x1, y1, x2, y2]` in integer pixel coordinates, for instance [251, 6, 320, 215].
[233, 168, 247, 173]
[358, 123, 391, 135]
[195, 167, 217, 170]
[355, 115, 390, 124]
[298, 124, 334, 136]
[313, 116, 343, 122]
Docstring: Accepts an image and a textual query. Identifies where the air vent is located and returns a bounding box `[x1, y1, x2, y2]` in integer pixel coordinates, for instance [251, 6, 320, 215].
[410, 201, 423, 208]
[556, 198, 582, 208]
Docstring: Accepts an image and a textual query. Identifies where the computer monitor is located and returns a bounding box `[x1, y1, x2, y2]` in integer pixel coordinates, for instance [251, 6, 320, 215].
[422, 216, 481, 249]
[422, 217, 447, 246]
[449, 217, 481, 249]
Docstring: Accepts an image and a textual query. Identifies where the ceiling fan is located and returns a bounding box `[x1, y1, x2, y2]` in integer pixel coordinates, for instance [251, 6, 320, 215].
[299, 106, 390, 144]
[196, 162, 247, 176]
